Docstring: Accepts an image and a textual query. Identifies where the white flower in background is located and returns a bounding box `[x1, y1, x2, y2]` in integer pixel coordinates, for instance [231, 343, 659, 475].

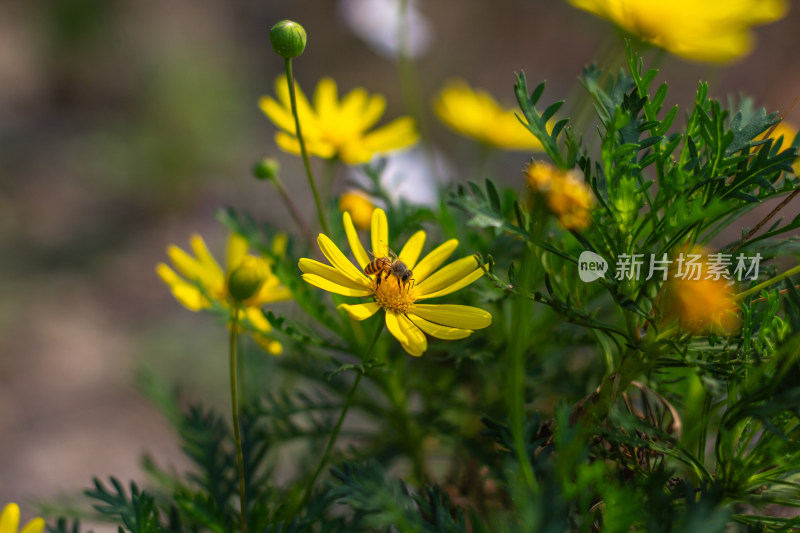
[350, 146, 451, 208]
[338, 0, 433, 59]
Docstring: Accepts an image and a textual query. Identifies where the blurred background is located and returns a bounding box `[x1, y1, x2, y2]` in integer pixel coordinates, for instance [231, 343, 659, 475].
[1, 0, 798, 525]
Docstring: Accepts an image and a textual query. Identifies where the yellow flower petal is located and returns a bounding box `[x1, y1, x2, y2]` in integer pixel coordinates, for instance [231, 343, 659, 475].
[412, 239, 459, 283]
[317, 234, 371, 286]
[415, 256, 480, 296]
[386, 311, 426, 356]
[245, 306, 272, 332]
[167, 245, 206, 282]
[343, 212, 371, 269]
[20, 517, 46, 533]
[253, 282, 292, 304]
[363, 116, 419, 153]
[411, 304, 492, 330]
[226, 233, 249, 272]
[299, 257, 370, 290]
[338, 302, 382, 321]
[371, 208, 389, 258]
[314, 77, 340, 123]
[274, 131, 338, 159]
[355, 93, 386, 131]
[407, 313, 473, 340]
[258, 95, 296, 134]
[190, 234, 224, 279]
[274, 76, 319, 133]
[253, 333, 283, 355]
[1, 503, 20, 533]
[399, 230, 426, 270]
[156, 263, 211, 310]
[302, 273, 372, 297]
[417, 267, 485, 300]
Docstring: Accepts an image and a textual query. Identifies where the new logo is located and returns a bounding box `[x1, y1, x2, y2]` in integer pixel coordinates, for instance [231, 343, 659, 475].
[578, 251, 608, 282]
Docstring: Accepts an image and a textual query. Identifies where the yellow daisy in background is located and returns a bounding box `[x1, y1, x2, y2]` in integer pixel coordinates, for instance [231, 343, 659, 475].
[259, 77, 419, 165]
[767, 121, 799, 174]
[434, 79, 547, 151]
[0, 503, 45, 533]
[157, 232, 292, 355]
[298, 209, 492, 356]
[568, 0, 787, 63]
[525, 161, 594, 230]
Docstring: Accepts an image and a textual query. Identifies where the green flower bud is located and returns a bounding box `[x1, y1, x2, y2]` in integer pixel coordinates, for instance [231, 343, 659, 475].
[228, 256, 268, 301]
[270, 20, 307, 59]
[253, 157, 280, 181]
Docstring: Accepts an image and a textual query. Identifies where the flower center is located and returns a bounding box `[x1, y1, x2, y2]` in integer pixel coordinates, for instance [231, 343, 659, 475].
[371, 274, 416, 314]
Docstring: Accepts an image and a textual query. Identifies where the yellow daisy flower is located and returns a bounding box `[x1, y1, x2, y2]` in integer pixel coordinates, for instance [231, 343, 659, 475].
[259, 77, 419, 165]
[434, 79, 547, 151]
[0, 503, 45, 533]
[298, 209, 492, 356]
[156, 232, 292, 355]
[568, 0, 787, 63]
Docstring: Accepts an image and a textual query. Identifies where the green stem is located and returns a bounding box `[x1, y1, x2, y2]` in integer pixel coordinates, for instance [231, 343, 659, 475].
[269, 174, 314, 246]
[736, 263, 800, 301]
[229, 303, 248, 533]
[300, 322, 384, 507]
[284, 57, 330, 236]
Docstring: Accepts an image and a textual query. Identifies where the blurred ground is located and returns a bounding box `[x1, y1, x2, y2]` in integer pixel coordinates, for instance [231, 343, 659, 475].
[1, 0, 799, 528]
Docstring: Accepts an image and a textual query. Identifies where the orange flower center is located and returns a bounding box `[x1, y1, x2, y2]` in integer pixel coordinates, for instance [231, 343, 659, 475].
[371, 274, 417, 314]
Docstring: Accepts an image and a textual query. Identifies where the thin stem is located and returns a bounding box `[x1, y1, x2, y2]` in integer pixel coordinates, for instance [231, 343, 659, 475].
[300, 322, 384, 507]
[284, 57, 330, 236]
[736, 263, 800, 301]
[270, 175, 314, 246]
[229, 303, 247, 533]
[730, 190, 799, 253]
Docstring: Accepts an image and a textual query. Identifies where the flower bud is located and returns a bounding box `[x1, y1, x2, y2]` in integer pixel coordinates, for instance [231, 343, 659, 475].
[253, 157, 280, 181]
[270, 20, 307, 59]
[339, 190, 376, 230]
[228, 256, 268, 301]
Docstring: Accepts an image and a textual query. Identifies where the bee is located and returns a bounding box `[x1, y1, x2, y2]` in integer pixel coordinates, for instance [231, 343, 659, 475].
[365, 250, 414, 291]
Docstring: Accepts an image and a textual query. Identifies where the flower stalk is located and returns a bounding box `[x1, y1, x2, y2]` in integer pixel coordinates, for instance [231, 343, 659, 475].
[229, 303, 248, 532]
[283, 57, 331, 236]
[301, 322, 384, 508]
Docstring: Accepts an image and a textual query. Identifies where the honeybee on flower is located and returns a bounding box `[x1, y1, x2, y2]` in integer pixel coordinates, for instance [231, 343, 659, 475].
[299, 208, 492, 356]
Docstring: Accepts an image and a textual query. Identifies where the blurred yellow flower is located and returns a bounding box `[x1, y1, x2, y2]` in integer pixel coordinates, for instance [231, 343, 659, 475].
[568, 0, 787, 63]
[0, 503, 44, 533]
[766, 121, 799, 174]
[157, 233, 291, 355]
[338, 190, 376, 230]
[299, 208, 492, 356]
[665, 278, 740, 335]
[259, 77, 419, 165]
[434, 79, 547, 150]
[525, 161, 594, 230]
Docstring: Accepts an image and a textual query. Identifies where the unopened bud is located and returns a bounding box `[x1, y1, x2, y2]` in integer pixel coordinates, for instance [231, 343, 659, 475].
[270, 20, 307, 59]
[228, 256, 268, 301]
[253, 158, 280, 181]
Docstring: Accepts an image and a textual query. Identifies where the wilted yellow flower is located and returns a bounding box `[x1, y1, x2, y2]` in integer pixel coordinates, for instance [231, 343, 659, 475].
[767, 121, 799, 174]
[434, 79, 546, 150]
[299, 208, 492, 356]
[568, 0, 787, 63]
[0, 503, 44, 533]
[260, 77, 419, 165]
[525, 161, 594, 230]
[663, 251, 741, 335]
[524, 160, 558, 190]
[157, 233, 291, 355]
[339, 190, 376, 230]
